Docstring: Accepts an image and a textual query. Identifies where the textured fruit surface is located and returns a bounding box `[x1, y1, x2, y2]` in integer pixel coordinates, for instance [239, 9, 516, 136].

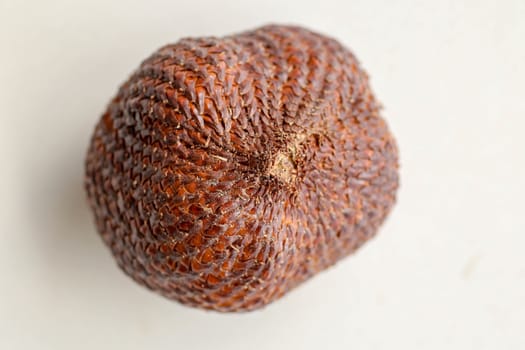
[85, 25, 399, 312]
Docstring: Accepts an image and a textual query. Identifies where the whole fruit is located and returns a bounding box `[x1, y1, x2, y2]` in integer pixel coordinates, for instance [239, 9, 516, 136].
[85, 25, 399, 312]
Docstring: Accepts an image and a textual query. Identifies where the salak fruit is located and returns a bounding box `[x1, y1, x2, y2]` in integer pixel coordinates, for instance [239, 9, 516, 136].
[85, 25, 399, 312]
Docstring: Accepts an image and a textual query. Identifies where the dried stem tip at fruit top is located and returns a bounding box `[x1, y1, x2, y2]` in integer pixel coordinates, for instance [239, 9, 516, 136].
[85, 25, 399, 312]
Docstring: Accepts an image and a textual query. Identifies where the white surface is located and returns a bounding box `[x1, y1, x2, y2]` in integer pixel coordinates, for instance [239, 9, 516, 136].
[1, 0, 524, 349]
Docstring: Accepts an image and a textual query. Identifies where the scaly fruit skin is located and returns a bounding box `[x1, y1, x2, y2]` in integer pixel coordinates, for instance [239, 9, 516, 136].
[85, 25, 399, 312]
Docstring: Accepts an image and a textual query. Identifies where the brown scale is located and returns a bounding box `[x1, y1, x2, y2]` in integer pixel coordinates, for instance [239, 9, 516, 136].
[85, 25, 399, 312]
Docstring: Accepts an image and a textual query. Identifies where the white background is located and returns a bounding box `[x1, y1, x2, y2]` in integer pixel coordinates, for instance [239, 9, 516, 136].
[1, 0, 524, 349]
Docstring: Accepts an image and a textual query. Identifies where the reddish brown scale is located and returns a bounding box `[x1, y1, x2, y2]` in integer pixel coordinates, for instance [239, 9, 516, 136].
[85, 25, 399, 312]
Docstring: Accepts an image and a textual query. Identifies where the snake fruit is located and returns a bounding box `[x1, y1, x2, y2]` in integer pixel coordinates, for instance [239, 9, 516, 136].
[85, 25, 399, 312]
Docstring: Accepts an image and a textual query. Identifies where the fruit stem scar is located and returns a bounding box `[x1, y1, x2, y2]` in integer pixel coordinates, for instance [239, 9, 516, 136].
[267, 132, 307, 183]
[268, 151, 296, 183]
